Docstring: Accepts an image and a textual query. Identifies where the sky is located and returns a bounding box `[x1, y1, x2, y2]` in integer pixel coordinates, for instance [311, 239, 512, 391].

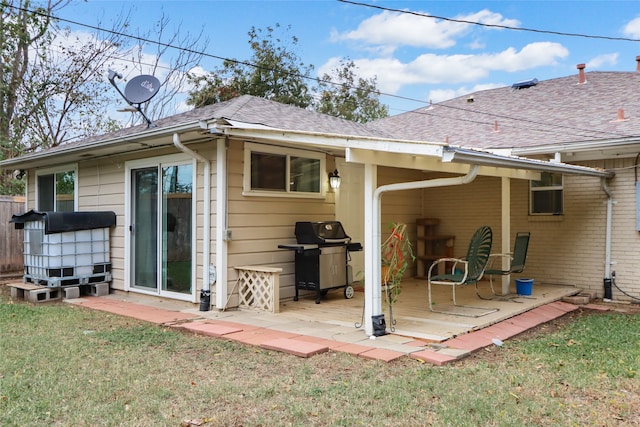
[57, 0, 640, 116]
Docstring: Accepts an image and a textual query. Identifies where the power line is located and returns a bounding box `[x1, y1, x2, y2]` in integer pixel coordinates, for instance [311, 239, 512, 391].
[338, 0, 640, 43]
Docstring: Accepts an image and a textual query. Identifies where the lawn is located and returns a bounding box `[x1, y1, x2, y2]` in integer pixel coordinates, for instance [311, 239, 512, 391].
[0, 286, 638, 426]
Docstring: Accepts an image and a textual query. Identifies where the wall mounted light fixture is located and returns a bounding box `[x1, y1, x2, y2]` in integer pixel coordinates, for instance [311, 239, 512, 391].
[329, 169, 341, 189]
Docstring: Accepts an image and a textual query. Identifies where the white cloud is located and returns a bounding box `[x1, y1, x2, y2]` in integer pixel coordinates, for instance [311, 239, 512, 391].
[333, 9, 520, 52]
[622, 16, 640, 38]
[586, 53, 619, 69]
[319, 42, 568, 94]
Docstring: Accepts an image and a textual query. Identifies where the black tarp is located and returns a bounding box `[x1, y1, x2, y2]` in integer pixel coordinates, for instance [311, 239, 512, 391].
[10, 210, 116, 234]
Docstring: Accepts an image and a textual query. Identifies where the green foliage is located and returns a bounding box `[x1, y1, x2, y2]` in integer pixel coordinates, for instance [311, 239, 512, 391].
[0, 0, 52, 156]
[316, 59, 389, 123]
[187, 24, 389, 123]
[187, 24, 314, 109]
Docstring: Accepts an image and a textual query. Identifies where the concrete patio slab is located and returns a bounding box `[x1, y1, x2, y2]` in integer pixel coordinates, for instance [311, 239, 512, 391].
[56, 285, 585, 364]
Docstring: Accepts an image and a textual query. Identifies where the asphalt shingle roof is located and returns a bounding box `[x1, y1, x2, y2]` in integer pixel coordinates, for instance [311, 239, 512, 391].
[367, 71, 640, 149]
[66, 94, 394, 147]
[9, 70, 640, 162]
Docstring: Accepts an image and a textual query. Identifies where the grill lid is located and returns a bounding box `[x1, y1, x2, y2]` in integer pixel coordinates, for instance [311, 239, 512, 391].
[294, 221, 351, 245]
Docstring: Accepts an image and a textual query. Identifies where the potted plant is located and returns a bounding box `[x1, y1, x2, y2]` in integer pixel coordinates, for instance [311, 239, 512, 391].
[381, 222, 415, 305]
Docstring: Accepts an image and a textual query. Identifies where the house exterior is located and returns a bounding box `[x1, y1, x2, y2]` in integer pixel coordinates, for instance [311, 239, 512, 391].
[2, 62, 634, 336]
[369, 62, 640, 308]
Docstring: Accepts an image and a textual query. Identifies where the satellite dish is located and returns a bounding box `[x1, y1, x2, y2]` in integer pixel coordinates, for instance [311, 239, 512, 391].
[108, 69, 159, 128]
[124, 75, 161, 104]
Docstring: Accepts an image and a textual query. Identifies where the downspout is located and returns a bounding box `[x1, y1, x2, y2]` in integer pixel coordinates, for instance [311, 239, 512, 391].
[365, 164, 479, 336]
[602, 177, 614, 301]
[215, 138, 228, 310]
[173, 133, 212, 310]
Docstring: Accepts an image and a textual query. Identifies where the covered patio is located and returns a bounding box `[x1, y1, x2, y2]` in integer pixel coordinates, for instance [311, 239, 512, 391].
[276, 277, 582, 342]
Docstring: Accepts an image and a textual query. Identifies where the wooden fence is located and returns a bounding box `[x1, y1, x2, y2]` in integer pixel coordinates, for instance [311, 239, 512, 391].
[0, 196, 25, 274]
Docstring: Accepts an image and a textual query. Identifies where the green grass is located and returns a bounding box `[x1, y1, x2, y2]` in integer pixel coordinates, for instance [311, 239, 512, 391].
[1, 289, 639, 426]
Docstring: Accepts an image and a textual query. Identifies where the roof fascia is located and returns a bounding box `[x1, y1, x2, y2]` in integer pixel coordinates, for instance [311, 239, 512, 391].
[208, 121, 445, 156]
[512, 136, 640, 157]
[444, 147, 614, 178]
[346, 148, 541, 180]
[0, 121, 207, 169]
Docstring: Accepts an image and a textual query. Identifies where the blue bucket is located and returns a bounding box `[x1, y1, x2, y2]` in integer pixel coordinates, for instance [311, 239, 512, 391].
[515, 278, 534, 295]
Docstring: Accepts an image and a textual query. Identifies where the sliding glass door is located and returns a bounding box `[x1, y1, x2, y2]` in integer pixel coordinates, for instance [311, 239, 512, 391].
[129, 158, 194, 299]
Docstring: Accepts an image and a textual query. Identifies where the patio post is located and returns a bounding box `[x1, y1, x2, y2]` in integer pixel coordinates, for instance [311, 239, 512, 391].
[501, 177, 511, 295]
[363, 163, 378, 336]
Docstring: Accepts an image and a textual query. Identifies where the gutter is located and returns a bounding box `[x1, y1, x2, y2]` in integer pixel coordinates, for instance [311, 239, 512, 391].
[364, 165, 479, 336]
[0, 121, 207, 169]
[173, 133, 213, 310]
[443, 146, 614, 178]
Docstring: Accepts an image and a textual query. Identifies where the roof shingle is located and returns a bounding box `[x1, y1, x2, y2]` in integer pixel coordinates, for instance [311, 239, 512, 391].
[367, 71, 640, 149]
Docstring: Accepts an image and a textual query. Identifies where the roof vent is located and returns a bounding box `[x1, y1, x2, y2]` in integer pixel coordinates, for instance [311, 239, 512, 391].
[511, 78, 538, 89]
[577, 63, 587, 84]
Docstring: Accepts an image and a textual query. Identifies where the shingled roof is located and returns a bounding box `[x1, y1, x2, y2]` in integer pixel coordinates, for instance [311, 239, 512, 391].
[367, 70, 640, 150]
[72, 94, 394, 146]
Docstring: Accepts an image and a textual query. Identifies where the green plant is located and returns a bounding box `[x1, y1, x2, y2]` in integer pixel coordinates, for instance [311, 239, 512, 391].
[381, 222, 415, 304]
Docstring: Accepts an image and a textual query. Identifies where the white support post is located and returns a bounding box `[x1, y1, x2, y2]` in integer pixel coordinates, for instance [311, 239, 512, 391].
[501, 177, 511, 295]
[363, 163, 377, 336]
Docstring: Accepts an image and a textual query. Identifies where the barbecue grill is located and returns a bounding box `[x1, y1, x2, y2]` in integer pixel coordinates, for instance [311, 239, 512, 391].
[278, 221, 362, 304]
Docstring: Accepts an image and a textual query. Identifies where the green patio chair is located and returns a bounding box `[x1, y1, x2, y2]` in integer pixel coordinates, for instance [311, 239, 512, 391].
[427, 225, 499, 317]
[479, 231, 531, 299]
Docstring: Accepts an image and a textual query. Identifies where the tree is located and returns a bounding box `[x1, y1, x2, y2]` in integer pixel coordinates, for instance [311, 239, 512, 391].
[187, 25, 388, 123]
[0, 0, 68, 194]
[187, 24, 314, 109]
[0, 2, 206, 194]
[315, 59, 388, 123]
[24, 17, 125, 150]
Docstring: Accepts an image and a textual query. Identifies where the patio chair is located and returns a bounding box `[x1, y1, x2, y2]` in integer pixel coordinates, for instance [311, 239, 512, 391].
[427, 225, 499, 317]
[480, 232, 531, 299]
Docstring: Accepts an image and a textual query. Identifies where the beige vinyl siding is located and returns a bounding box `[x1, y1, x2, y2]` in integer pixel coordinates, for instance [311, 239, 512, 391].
[70, 143, 215, 295]
[76, 160, 126, 289]
[225, 140, 335, 301]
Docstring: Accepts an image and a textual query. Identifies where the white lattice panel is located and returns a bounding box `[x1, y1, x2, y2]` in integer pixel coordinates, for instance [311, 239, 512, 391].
[234, 266, 282, 313]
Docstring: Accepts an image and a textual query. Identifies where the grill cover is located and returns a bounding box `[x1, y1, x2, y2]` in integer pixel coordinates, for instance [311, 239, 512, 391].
[294, 221, 351, 245]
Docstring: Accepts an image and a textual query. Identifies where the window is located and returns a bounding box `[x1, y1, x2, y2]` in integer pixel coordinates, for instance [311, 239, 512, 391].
[244, 142, 325, 196]
[530, 172, 563, 215]
[36, 166, 77, 212]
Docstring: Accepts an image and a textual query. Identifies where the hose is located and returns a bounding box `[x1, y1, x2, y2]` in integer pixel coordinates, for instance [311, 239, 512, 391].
[611, 271, 640, 303]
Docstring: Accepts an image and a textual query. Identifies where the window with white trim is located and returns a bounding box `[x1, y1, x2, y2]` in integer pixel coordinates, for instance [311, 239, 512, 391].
[243, 142, 325, 196]
[36, 165, 77, 212]
[530, 172, 563, 215]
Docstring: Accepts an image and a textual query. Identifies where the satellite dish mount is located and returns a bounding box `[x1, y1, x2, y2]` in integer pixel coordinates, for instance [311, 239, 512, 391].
[108, 69, 161, 128]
